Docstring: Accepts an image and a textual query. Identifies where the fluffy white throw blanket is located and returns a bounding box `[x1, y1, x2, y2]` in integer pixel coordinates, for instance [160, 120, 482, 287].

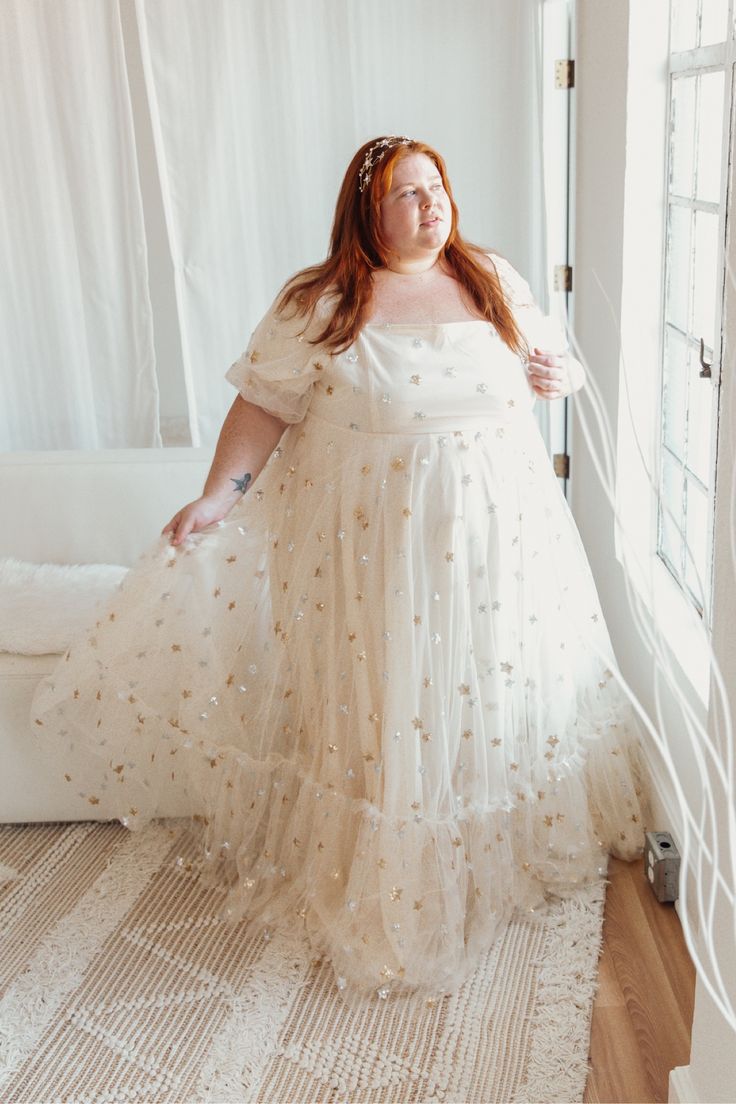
[0, 558, 128, 655]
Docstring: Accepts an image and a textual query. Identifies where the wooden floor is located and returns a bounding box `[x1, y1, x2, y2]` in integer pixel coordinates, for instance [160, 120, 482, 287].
[584, 855, 696, 1103]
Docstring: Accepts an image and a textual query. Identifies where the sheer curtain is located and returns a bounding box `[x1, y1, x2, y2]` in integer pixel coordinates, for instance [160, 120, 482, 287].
[0, 0, 161, 449]
[2, 0, 547, 449]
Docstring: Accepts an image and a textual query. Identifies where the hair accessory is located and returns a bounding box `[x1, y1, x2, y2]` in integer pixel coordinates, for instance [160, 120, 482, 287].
[358, 136, 414, 192]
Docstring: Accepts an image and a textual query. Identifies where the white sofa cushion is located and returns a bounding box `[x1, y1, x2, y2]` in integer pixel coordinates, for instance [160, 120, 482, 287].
[0, 558, 127, 655]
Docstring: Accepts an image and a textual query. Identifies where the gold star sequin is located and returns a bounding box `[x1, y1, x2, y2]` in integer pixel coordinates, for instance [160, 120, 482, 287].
[389, 886, 403, 901]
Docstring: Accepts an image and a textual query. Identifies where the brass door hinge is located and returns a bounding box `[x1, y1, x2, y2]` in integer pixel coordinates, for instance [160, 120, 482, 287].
[554, 264, 573, 292]
[553, 452, 570, 479]
[555, 59, 575, 89]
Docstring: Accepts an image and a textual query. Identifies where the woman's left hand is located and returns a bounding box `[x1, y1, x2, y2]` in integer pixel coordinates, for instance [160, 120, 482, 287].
[526, 347, 583, 400]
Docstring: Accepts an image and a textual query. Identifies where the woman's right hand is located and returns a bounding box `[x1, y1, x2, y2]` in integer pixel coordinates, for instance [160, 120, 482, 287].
[161, 494, 235, 547]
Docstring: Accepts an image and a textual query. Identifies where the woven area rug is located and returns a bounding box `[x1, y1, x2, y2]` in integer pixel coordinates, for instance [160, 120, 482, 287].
[0, 820, 607, 1103]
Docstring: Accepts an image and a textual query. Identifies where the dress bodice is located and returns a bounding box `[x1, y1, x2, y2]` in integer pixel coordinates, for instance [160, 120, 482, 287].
[306, 320, 537, 436]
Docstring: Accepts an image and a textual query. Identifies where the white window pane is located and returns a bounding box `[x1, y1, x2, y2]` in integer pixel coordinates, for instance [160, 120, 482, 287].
[663, 327, 688, 456]
[700, 0, 729, 46]
[693, 209, 718, 352]
[670, 0, 699, 51]
[696, 70, 725, 203]
[670, 76, 696, 198]
[666, 203, 692, 332]
[684, 478, 709, 606]
[660, 449, 685, 573]
[686, 349, 714, 487]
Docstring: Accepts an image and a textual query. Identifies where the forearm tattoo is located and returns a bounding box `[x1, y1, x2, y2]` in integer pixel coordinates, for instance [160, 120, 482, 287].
[230, 472, 252, 495]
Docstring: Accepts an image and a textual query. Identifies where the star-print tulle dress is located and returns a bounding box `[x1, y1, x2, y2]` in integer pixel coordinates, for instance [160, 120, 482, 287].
[31, 251, 654, 1007]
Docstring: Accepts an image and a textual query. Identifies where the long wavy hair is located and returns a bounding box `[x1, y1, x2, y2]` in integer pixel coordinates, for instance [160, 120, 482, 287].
[273, 136, 530, 359]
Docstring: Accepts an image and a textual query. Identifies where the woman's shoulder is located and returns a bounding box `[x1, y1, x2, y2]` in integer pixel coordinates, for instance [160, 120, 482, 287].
[474, 249, 532, 304]
[474, 247, 510, 274]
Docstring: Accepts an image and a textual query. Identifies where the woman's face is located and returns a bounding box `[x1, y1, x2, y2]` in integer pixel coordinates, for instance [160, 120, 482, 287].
[378, 151, 451, 264]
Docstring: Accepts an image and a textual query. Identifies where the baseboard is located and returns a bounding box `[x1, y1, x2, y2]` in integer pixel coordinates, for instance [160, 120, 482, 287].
[642, 751, 700, 947]
[669, 1063, 696, 1103]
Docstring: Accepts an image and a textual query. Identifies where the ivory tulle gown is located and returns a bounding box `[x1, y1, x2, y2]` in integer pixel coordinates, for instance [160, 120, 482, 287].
[31, 251, 654, 1006]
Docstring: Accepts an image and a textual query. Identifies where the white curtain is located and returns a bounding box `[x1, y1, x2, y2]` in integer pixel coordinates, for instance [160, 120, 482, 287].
[2, 0, 546, 450]
[0, 0, 161, 449]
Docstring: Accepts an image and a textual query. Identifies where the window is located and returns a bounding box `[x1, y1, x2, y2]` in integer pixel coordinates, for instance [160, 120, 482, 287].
[659, 0, 730, 621]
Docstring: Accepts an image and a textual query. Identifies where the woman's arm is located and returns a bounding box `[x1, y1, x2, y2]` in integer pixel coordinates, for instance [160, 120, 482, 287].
[162, 395, 288, 546]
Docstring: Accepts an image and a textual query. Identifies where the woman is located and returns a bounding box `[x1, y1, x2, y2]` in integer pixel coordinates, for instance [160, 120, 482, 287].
[32, 136, 653, 1008]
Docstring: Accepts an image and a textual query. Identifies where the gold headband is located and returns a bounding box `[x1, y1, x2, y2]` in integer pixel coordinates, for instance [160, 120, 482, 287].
[358, 136, 414, 192]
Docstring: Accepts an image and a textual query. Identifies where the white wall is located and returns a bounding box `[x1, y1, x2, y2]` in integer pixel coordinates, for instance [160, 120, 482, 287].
[670, 53, 736, 1099]
[572, 1, 735, 1098]
[572, 0, 688, 853]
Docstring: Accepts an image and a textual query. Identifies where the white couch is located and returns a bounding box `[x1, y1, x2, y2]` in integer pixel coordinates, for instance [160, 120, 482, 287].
[0, 448, 213, 823]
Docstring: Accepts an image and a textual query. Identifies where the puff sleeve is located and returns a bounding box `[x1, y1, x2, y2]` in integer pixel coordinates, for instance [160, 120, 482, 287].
[488, 252, 570, 358]
[225, 290, 328, 424]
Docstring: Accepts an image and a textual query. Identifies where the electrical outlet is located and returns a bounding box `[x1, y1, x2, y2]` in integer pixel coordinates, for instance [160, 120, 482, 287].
[644, 830, 680, 903]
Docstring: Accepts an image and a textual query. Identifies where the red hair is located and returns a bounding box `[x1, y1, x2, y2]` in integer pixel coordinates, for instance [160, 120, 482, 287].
[274, 136, 529, 359]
